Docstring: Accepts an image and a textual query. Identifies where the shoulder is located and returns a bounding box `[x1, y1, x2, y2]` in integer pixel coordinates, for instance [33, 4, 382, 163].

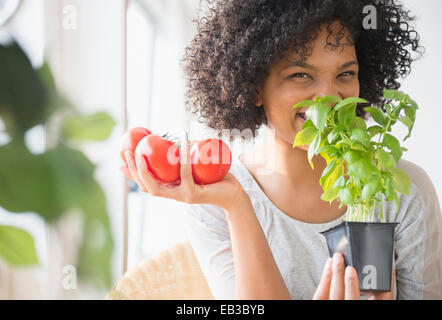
[389, 159, 441, 225]
[396, 159, 441, 216]
[383, 159, 440, 224]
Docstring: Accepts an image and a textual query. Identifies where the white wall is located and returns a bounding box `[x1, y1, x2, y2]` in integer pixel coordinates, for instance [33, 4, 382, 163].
[0, 0, 50, 300]
[395, 0, 442, 203]
[44, 0, 127, 297]
[1, 0, 127, 299]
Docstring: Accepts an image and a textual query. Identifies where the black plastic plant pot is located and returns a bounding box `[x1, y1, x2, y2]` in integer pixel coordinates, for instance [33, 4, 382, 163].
[320, 221, 398, 292]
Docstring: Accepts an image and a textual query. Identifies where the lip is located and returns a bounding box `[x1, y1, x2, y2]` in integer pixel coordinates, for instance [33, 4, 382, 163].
[295, 109, 308, 123]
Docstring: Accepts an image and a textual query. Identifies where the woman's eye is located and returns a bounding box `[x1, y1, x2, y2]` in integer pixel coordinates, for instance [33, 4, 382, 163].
[339, 71, 356, 78]
[289, 73, 311, 79]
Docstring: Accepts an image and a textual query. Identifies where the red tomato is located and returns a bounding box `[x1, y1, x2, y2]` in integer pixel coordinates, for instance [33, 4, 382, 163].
[135, 134, 180, 185]
[191, 138, 232, 185]
[120, 127, 151, 162]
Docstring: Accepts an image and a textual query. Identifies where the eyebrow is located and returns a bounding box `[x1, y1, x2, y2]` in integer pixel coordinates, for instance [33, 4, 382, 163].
[286, 60, 358, 70]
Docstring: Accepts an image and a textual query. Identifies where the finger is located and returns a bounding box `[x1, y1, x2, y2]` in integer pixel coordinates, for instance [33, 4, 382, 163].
[179, 135, 199, 204]
[134, 154, 160, 194]
[125, 151, 147, 192]
[312, 258, 332, 300]
[179, 134, 194, 185]
[329, 253, 345, 300]
[120, 165, 134, 181]
[344, 266, 360, 300]
[135, 154, 183, 200]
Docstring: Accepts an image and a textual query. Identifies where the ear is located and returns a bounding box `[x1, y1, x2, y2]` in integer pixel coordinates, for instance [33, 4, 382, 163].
[255, 86, 263, 107]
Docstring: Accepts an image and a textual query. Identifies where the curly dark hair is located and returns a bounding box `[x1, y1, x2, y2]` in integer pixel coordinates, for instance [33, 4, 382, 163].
[182, 0, 423, 135]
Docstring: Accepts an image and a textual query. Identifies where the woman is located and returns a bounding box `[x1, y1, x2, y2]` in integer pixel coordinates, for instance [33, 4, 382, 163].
[122, 0, 442, 299]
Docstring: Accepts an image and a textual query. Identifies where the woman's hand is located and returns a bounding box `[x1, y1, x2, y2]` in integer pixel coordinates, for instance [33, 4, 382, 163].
[120, 138, 248, 211]
[313, 253, 395, 300]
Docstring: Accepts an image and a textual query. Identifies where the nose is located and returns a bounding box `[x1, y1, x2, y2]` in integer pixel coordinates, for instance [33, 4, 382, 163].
[313, 81, 342, 107]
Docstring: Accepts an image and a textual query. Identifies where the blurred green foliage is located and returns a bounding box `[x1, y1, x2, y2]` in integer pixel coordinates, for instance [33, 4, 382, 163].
[0, 41, 116, 289]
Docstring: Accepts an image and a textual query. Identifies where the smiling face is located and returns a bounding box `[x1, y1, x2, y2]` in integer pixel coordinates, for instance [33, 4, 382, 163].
[256, 21, 360, 152]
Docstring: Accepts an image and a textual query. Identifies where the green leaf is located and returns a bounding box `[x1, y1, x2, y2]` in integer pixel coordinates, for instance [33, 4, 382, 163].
[348, 116, 367, 131]
[383, 133, 403, 162]
[62, 111, 116, 141]
[308, 132, 321, 169]
[293, 127, 318, 148]
[302, 119, 315, 130]
[320, 158, 337, 185]
[317, 145, 338, 156]
[343, 149, 361, 164]
[338, 104, 356, 126]
[0, 225, 39, 266]
[333, 97, 367, 112]
[406, 95, 418, 108]
[384, 89, 406, 101]
[361, 179, 382, 200]
[335, 141, 345, 150]
[333, 176, 346, 188]
[384, 176, 400, 213]
[321, 186, 339, 204]
[347, 158, 374, 182]
[0, 142, 65, 221]
[364, 107, 386, 126]
[350, 128, 370, 144]
[319, 95, 341, 106]
[327, 128, 340, 144]
[378, 149, 396, 169]
[0, 142, 114, 288]
[0, 42, 48, 134]
[384, 176, 395, 201]
[399, 116, 413, 128]
[338, 187, 355, 205]
[388, 167, 411, 195]
[306, 103, 330, 132]
[367, 125, 383, 137]
[399, 113, 415, 141]
[404, 106, 416, 121]
[293, 99, 315, 109]
[350, 141, 368, 152]
[321, 160, 344, 191]
[317, 140, 334, 165]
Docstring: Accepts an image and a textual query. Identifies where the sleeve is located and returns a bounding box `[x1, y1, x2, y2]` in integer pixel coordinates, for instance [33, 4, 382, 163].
[181, 202, 236, 299]
[393, 180, 442, 299]
[393, 183, 426, 299]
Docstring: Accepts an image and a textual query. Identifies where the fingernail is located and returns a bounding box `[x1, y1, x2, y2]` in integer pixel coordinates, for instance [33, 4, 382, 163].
[345, 266, 357, 282]
[333, 253, 343, 268]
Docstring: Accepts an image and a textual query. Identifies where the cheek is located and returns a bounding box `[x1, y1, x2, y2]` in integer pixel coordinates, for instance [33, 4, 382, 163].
[344, 78, 360, 97]
[263, 85, 303, 120]
[264, 103, 297, 134]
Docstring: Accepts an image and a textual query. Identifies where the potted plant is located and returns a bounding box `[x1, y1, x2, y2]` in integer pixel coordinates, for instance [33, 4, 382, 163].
[0, 41, 116, 291]
[292, 89, 418, 292]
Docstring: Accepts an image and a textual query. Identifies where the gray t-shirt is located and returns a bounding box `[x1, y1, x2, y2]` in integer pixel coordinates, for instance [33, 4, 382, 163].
[182, 156, 442, 299]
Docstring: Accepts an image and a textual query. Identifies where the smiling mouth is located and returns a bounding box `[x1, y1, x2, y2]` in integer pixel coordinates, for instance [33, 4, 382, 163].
[296, 112, 307, 122]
